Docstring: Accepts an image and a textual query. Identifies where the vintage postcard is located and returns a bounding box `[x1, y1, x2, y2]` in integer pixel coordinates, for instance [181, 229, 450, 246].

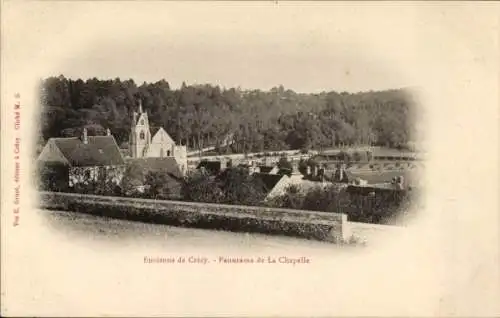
[1, 1, 499, 317]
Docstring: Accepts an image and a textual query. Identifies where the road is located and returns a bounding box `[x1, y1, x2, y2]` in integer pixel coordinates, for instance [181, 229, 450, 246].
[39, 209, 402, 249]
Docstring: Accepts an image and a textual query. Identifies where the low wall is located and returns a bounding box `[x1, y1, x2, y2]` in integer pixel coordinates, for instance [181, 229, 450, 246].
[38, 192, 351, 243]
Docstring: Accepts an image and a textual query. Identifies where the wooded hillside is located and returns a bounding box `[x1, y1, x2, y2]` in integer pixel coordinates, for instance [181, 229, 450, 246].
[39, 76, 419, 153]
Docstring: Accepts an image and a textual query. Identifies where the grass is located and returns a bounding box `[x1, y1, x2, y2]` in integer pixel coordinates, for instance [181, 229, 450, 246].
[345, 169, 417, 185]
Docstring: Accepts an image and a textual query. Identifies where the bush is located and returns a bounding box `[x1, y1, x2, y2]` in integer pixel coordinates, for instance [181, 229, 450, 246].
[352, 151, 362, 162]
[302, 186, 351, 213]
[144, 171, 182, 200]
[182, 170, 223, 203]
[298, 159, 309, 176]
[220, 167, 267, 206]
[36, 163, 69, 192]
[268, 184, 419, 225]
[337, 151, 351, 163]
[266, 184, 305, 209]
[277, 156, 293, 171]
[182, 167, 267, 206]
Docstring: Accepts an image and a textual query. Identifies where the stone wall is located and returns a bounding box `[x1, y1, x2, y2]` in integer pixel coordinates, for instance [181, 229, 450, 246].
[38, 191, 351, 243]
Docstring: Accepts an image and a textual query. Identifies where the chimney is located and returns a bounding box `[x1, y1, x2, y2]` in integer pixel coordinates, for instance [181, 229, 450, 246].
[82, 127, 88, 144]
[106, 128, 111, 136]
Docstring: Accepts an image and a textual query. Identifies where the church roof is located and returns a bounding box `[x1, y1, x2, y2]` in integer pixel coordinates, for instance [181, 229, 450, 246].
[150, 126, 176, 144]
[49, 136, 124, 167]
[126, 157, 183, 179]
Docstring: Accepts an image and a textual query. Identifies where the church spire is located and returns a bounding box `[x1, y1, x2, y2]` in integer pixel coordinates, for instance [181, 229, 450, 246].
[138, 98, 143, 113]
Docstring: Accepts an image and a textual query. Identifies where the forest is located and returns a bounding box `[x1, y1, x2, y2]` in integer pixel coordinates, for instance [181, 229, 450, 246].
[39, 76, 419, 154]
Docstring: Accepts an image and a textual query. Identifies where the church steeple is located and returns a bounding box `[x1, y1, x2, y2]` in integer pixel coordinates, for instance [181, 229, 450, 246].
[130, 98, 150, 158]
[138, 98, 143, 114]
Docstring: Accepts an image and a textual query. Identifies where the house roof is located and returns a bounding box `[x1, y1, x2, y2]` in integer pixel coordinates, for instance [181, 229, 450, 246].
[126, 157, 183, 179]
[50, 136, 124, 167]
[252, 173, 286, 192]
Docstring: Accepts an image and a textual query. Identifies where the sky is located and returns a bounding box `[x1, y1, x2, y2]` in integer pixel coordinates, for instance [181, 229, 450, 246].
[4, 2, 424, 93]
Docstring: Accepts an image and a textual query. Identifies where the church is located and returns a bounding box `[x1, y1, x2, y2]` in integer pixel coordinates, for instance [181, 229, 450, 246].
[128, 100, 187, 175]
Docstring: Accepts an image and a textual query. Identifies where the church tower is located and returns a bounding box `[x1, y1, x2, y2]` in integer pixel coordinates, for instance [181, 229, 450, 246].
[129, 99, 151, 158]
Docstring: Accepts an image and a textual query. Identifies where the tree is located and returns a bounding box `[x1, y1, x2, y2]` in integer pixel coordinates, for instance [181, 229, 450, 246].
[298, 159, 309, 176]
[182, 170, 224, 203]
[352, 151, 362, 162]
[144, 171, 181, 200]
[40, 77, 416, 154]
[120, 162, 146, 197]
[277, 156, 293, 172]
[36, 163, 69, 192]
[218, 167, 267, 206]
[337, 151, 351, 163]
[302, 186, 351, 213]
[366, 151, 373, 162]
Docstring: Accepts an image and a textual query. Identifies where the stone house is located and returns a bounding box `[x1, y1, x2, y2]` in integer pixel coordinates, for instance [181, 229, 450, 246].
[253, 166, 333, 201]
[37, 128, 126, 189]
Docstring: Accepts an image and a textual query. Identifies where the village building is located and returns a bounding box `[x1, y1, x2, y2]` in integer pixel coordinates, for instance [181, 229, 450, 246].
[253, 165, 333, 201]
[128, 100, 188, 175]
[37, 128, 126, 189]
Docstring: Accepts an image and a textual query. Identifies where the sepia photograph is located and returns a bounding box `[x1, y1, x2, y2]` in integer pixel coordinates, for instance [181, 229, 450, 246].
[36, 73, 424, 245]
[2, 1, 499, 317]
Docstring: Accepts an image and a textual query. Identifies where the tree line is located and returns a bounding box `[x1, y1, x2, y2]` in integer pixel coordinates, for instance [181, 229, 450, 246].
[39, 76, 419, 153]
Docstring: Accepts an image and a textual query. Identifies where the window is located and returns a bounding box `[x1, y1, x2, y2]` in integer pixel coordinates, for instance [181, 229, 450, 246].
[140, 119, 144, 125]
[160, 149, 164, 157]
[167, 150, 171, 156]
[140, 131, 145, 140]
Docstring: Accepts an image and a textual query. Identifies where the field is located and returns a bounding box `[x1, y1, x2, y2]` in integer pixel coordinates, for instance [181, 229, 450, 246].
[345, 169, 418, 186]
